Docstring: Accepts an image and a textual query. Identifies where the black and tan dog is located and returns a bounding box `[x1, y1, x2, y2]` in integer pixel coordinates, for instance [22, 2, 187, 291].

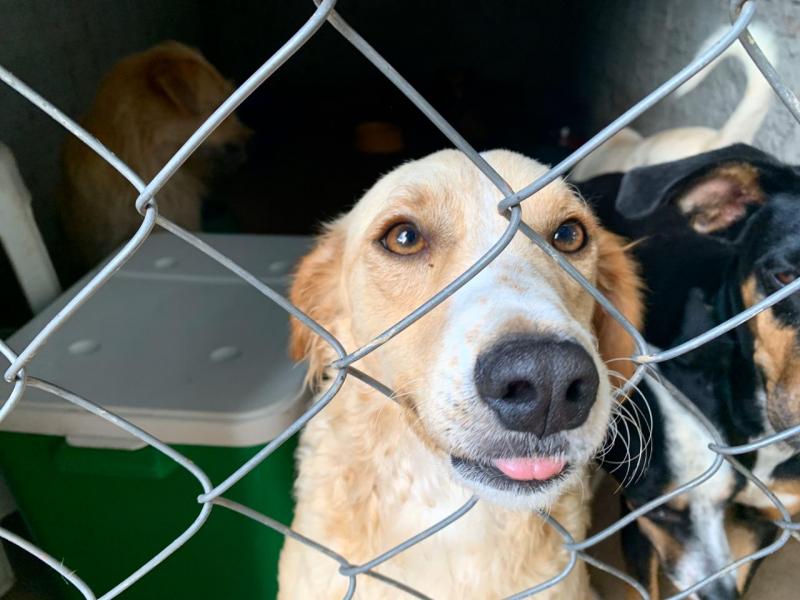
[578, 144, 800, 598]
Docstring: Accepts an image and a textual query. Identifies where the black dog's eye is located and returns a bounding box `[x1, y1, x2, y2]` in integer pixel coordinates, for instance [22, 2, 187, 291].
[647, 506, 684, 525]
[773, 270, 798, 287]
[552, 220, 587, 253]
[381, 222, 426, 255]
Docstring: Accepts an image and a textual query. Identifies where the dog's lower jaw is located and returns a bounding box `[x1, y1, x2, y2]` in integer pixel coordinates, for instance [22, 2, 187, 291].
[278, 384, 594, 599]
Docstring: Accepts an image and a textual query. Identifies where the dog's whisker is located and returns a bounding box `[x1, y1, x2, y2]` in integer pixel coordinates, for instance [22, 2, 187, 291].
[608, 406, 636, 486]
[616, 392, 652, 484]
[605, 397, 653, 487]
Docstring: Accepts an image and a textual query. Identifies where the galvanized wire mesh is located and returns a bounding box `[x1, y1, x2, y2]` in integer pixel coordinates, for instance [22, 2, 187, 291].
[1, 0, 799, 598]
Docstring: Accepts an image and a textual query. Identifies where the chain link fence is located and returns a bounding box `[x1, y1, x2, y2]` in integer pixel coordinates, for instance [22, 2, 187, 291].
[1, 0, 799, 598]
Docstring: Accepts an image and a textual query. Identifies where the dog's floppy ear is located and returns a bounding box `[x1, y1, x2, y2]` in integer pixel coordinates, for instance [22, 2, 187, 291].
[616, 144, 788, 236]
[151, 52, 230, 116]
[288, 226, 345, 384]
[592, 229, 644, 385]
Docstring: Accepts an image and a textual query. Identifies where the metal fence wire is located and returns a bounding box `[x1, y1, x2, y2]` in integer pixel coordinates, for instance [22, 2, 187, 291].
[2, 0, 800, 598]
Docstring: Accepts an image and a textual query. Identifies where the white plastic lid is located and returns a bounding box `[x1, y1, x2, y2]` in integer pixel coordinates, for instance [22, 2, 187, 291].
[0, 233, 314, 449]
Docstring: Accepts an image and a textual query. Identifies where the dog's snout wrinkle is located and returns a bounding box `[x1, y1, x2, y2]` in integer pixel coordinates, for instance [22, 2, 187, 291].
[475, 336, 599, 437]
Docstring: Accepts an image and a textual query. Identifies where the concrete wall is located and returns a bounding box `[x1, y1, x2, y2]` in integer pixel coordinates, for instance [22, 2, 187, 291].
[577, 0, 800, 163]
[1, 0, 796, 256]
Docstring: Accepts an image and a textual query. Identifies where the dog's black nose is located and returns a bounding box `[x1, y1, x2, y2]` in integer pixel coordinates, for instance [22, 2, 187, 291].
[474, 336, 599, 437]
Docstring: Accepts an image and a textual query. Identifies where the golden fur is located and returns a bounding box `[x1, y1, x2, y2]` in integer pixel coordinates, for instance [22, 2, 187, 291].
[60, 41, 251, 268]
[279, 149, 643, 598]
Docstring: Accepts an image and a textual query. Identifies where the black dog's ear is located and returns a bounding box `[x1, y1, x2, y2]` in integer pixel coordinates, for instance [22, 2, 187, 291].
[617, 144, 789, 235]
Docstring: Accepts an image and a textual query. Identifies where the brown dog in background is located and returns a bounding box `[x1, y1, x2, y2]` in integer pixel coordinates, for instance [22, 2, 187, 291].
[61, 41, 251, 269]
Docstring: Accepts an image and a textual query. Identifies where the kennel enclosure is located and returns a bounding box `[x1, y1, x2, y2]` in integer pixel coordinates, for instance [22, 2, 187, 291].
[0, 0, 799, 598]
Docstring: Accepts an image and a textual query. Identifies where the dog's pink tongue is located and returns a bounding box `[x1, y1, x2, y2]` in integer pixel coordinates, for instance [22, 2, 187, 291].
[492, 457, 566, 481]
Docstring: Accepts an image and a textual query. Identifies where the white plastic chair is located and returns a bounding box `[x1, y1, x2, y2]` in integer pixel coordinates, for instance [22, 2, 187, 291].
[0, 140, 61, 519]
[0, 141, 60, 314]
[0, 141, 61, 594]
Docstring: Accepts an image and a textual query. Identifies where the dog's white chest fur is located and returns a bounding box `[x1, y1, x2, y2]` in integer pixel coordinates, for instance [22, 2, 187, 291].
[736, 441, 799, 510]
[277, 388, 590, 599]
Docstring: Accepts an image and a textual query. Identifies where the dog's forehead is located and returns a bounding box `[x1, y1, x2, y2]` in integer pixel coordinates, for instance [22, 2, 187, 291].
[348, 148, 584, 232]
[743, 195, 800, 256]
[479, 150, 591, 228]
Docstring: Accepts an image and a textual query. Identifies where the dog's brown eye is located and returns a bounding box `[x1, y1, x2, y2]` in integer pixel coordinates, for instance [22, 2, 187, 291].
[382, 222, 426, 255]
[552, 220, 587, 253]
[774, 271, 797, 286]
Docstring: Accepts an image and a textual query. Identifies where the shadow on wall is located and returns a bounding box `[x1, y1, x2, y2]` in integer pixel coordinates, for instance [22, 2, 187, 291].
[575, 0, 800, 163]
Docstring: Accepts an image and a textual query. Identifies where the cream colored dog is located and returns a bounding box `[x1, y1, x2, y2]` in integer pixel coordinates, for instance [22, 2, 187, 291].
[61, 41, 251, 269]
[278, 149, 643, 598]
[571, 24, 777, 182]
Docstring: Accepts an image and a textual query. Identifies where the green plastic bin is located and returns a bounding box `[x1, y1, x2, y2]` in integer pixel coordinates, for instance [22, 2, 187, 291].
[0, 433, 297, 599]
[0, 234, 313, 599]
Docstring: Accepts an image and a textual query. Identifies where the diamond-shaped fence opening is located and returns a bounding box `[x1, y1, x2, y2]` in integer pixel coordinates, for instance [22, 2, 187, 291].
[1, 0, 800, 598]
